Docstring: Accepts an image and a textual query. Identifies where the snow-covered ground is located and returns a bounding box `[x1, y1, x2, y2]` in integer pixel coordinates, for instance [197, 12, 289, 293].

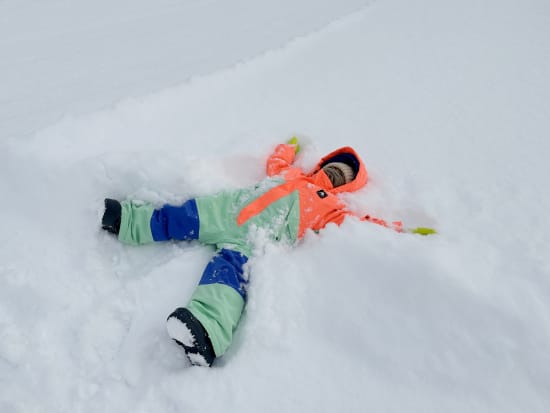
[2, 0, 550, 412]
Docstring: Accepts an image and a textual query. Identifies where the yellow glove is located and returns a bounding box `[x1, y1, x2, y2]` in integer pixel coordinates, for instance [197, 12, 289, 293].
[287, 136, 300, 154]
[410, 227, 437, 236]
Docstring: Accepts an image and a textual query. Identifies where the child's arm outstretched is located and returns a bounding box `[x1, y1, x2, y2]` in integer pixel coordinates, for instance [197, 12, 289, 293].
[361, 213, 436, 235]
[266, 137, 300, 177]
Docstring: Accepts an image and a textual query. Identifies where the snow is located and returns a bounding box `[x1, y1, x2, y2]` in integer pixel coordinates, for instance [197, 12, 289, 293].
[1, 0, 550, 412]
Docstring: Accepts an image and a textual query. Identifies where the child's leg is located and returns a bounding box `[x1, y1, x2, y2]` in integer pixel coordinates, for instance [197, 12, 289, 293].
[167, 248, 248, 366]
[102, 199, 200, 245]
[149, 200, 200, 242]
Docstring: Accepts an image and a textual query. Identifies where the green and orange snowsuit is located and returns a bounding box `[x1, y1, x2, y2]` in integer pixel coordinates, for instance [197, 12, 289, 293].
[117, 143, 402, 357]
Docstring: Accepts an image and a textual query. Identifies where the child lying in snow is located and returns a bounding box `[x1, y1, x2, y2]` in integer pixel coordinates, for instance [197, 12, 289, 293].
[101, 138, 433, 367]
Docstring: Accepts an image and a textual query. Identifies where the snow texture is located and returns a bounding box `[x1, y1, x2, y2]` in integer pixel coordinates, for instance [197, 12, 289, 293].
[1, 0, 550, 412]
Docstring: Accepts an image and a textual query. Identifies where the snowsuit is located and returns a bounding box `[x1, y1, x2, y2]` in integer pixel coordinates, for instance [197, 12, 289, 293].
[117, 144, 401, 358]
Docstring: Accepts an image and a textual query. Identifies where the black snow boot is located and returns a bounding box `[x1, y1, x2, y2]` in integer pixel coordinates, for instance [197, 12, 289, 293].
[101, 198, 122, 235]
[166, 307, 216, 367]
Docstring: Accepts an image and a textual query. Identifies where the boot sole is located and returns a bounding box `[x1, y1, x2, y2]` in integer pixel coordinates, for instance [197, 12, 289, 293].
[166, 308, 215, 367]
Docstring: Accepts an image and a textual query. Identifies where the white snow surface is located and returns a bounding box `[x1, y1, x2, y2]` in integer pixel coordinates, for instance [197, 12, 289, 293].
[1, 0, 550, 412]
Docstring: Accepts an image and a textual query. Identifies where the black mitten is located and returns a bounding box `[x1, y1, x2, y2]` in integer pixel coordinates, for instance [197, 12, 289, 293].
[102, 198, 122, 235]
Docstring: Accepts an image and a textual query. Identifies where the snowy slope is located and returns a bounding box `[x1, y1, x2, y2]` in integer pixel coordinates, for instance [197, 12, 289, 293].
[2, 0, 550, 412]
[0, 0, 370, 139]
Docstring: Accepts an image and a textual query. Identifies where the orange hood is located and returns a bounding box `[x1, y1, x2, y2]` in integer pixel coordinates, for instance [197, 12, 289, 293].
[308, 146, 368, 193]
